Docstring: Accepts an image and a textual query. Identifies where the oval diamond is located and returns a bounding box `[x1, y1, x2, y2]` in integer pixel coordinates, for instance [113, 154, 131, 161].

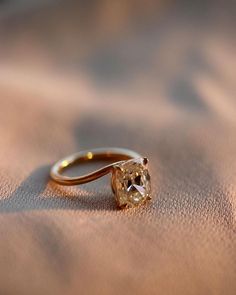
[111, 158, 151, 208]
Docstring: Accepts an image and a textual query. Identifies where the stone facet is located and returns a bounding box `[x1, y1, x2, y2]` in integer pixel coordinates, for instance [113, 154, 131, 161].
[111, 158, 151, 208]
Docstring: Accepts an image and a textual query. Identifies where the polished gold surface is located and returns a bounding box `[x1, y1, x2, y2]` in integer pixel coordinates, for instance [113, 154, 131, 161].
[50, 147, 141, 185]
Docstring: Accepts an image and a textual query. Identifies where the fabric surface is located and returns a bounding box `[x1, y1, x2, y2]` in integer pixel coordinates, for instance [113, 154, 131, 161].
[0, 1, 235, 294]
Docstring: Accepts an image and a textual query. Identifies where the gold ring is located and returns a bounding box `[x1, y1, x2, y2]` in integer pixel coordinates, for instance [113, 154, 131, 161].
[50, 147, 151, 209]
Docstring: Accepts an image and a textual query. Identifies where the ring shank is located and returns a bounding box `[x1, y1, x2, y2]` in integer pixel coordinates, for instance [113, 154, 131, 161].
[50, 148, 141, 185]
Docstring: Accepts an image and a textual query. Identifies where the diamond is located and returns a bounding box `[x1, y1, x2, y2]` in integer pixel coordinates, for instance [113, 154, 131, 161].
[111, 158, 151, 208]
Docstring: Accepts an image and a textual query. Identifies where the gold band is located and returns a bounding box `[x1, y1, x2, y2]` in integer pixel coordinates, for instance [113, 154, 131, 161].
[50, 147, 141, 186]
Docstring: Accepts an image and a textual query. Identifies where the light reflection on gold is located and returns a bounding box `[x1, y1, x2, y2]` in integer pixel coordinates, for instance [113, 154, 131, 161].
[87, 152, 93, 160]
[61, 160, 69, 168]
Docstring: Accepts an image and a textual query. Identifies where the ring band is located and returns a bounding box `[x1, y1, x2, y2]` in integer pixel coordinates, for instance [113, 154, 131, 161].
[50, 148, 151, 209]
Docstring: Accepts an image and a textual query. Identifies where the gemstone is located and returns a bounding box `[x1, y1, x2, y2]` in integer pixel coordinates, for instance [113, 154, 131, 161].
[111, 158, 151, 208]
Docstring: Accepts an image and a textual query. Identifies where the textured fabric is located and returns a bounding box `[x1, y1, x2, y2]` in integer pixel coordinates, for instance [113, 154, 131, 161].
[0, 1, 235, 294]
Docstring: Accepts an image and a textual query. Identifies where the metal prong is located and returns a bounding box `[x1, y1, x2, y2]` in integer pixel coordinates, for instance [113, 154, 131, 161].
[113, 164, 123, 172]
[119, 203, 130, 209]
[143, 157, 149, 165]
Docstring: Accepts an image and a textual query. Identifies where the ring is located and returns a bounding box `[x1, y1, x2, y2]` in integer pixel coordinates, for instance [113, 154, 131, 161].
[50, 147, 151, 209]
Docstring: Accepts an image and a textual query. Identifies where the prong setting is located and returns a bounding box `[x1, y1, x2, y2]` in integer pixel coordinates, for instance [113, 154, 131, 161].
[143, 157, 149, 165]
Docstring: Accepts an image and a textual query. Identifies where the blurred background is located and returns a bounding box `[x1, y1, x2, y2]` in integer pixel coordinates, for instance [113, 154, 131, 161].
[0, 0, 235, 115]
[0, 1, 236, 294]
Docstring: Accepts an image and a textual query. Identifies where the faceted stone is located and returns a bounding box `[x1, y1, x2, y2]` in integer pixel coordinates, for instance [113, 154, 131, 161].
[111, 158, 151, 208]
